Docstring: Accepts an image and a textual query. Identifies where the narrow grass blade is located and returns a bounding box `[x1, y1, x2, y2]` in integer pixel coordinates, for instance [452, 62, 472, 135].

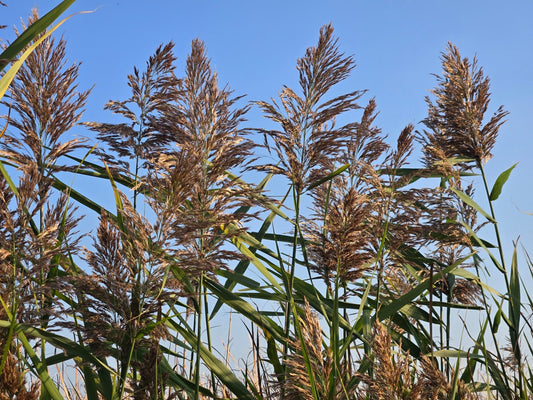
[0, 321, 66, 399]
[167, 316, 256, 400]
[489, 163, 517, 201]
[52, 177, 115, 217]
[508, 244, 521, 363]
[378, 254, 473, 321]
[204, 277, 285, 342]
[0, 0, 76, 72]
[0, 9, 86, 99]
[452, 267, 502, 297]
[307, 162, 349, 190]
[451, 188, 495, 223]
[462, 222, 505, 273]
[230, 233, 283, 291]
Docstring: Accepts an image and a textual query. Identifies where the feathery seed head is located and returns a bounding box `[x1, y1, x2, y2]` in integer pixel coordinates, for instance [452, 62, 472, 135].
[419, 43, 508, 168]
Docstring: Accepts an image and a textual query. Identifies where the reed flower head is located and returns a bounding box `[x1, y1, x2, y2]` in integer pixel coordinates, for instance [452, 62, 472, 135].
[356, 321, 479, 399]
[0, 341, 39, 400]
[306, 179, 374, 287]
[419, 43, 508, 168]
[256, 24, 364, 194]
[67, 195, 175, 357]
[355, 321, 412, 399]
[0, 8, 85, 328]
[278, 299, 354, 400]
[1, 9, 90, 179]
[146, 39, 259, 280]
[83, 42, 179, 169]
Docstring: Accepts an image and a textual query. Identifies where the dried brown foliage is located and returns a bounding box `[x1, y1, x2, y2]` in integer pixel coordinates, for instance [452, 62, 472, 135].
[305, 180, 374, 287]
[0, 9, 85, 328]
[0, 343, 39, 400]
[145, 39, 260, 279]
[0, 14, 515, 399]
[1, 9, 90, 178]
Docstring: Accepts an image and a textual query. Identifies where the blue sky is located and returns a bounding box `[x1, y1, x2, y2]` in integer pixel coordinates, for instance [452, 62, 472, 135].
[3, 1, 533, 272]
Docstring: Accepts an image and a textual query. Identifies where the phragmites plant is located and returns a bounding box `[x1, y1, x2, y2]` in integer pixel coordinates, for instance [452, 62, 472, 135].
[146, 38, 260, 278]
[419, 42, 509, 171]
[0, 4, 86, 339]
[355, 321, 479, 400]
[0, 5, 530, 400]
[256, 23, 364, 195]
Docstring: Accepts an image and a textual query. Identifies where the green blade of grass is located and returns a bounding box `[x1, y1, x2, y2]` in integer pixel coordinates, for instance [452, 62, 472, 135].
[307, 162, 349, 190]
[203, 277, 286, 342]
[377, 253, 473, 321]
[166, 315, 256, 400]
[451, 187, 495, 223]
[489, 162, 517, 201]
[0, 0, 76, 72]
[508, 244, 521, 362]
[0, 8, 85, 99]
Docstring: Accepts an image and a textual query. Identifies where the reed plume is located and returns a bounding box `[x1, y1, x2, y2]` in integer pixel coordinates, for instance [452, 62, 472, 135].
[419, 43, 508, 169]
[256, 23, 364, 194]
[0, 341, 39, 400]
[146, 38, 259, 280]
[0, 8, 85, 328]
[356, 322, 478, 399]
[65, 193, 178, 399]
[1, 9, 90, 177]
[83, 42, 179, 171]
[305, 179, 374, 288]
[277, 299, 355, 400]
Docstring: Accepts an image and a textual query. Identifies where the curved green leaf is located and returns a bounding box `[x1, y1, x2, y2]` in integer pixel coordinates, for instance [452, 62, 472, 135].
[0, 8, 82, 99]
[489, 162, 517, 201]
[0, 0, 76, 72]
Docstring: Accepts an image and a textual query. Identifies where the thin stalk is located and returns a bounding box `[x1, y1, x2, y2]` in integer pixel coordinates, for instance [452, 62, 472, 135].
[446, 288, 451, 379]
[203, 286, 217, 395]
[429, 262, 434, 357]
[473, 260, 511, 392]
[283, 186, 301, 355]
[374, 219, 389, 309]
[479, 161, 522, 393]
[194, 274, 204, 400]
[290, 297, 320, 400]
[329, 266, 341, 400]
[133, 108, 146, 211]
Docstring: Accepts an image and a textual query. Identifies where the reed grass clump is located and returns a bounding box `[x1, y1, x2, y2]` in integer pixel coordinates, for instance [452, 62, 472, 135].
[0, 4, 530, 400]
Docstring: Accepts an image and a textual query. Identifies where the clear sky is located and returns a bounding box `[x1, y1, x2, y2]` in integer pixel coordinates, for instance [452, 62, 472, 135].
[2, 1, 533, 271]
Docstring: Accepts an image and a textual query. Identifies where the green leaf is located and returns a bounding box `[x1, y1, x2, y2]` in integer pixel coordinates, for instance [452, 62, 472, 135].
[452, 268, 502, 297]
[462, 222, 504, 273]
[508, 244, 521, 361]
[203, 277, 286, 343]
[451, 187, 495, 223]
[0, 0, 76, 72]
[489, 163, 517, 201]
[307, 163, 349, 190]
[377, 254, 473, 321]
[0, 7, 83, 100]
[0, 322, 65, 399]
[52, 177, 115, 217]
